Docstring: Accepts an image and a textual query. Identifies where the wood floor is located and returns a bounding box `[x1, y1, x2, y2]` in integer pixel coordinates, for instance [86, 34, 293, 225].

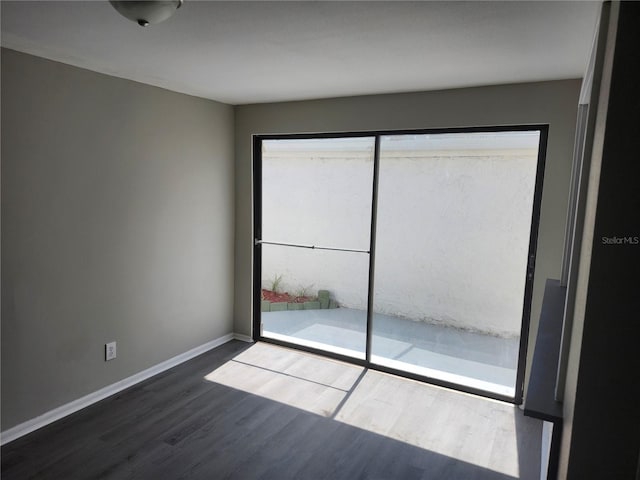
[1, 340, 542, 479]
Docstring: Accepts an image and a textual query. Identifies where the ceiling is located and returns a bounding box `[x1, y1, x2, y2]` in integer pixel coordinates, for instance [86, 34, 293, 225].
[1, 1, 600, 105]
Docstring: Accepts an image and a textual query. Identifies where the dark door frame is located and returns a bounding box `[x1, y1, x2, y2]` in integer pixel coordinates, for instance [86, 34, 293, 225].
[252, 125, 548, 404]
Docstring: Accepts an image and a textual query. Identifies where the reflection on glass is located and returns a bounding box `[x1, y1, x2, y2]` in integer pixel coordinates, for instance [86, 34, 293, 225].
[371, 131, 541, 397]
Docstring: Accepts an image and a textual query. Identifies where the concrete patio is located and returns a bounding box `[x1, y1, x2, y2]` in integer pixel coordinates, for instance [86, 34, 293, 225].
[262, 308, 519, 397]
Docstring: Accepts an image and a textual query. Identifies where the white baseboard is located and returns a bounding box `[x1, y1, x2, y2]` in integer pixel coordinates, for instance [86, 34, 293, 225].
[233, 333, 254, 343]
[1, 332, 240, 446]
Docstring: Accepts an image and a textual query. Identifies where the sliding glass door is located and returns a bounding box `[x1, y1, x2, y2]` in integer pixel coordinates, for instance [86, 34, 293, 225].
[254, 127, 547, 402]
[256, 137, 375, 359]
[371, 131, 542, 398]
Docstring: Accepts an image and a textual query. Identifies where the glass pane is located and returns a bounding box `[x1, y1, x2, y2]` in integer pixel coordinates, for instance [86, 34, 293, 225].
[262, 137, 374, 250]
[261, 244, 369, 359]
[371, 131, 541, 397]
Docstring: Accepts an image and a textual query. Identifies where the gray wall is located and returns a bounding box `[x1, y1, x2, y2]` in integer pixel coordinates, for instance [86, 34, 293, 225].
[1, 49, 235, 430]
[234, 80, 581, 397]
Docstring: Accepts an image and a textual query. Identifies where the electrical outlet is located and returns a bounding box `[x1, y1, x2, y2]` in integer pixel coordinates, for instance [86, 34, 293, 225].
[105, 341, 117, 361]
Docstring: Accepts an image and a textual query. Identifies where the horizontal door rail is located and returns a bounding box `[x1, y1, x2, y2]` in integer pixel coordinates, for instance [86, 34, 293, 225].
[255, 239, 369, 254]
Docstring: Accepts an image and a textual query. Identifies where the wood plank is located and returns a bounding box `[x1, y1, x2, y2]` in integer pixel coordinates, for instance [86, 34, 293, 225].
[1, 340, 541, 480]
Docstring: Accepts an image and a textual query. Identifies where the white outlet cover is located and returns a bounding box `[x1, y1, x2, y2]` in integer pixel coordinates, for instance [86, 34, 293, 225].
[105, 342, 117, 361]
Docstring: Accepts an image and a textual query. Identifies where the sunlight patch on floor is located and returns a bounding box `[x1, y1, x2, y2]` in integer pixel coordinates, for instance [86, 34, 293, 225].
[204, 343, 533, 478]
[204, 342, 363, 417]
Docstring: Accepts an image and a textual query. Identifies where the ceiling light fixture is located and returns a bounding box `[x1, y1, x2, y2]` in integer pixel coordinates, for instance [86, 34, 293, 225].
[109, 0, 183, 27]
